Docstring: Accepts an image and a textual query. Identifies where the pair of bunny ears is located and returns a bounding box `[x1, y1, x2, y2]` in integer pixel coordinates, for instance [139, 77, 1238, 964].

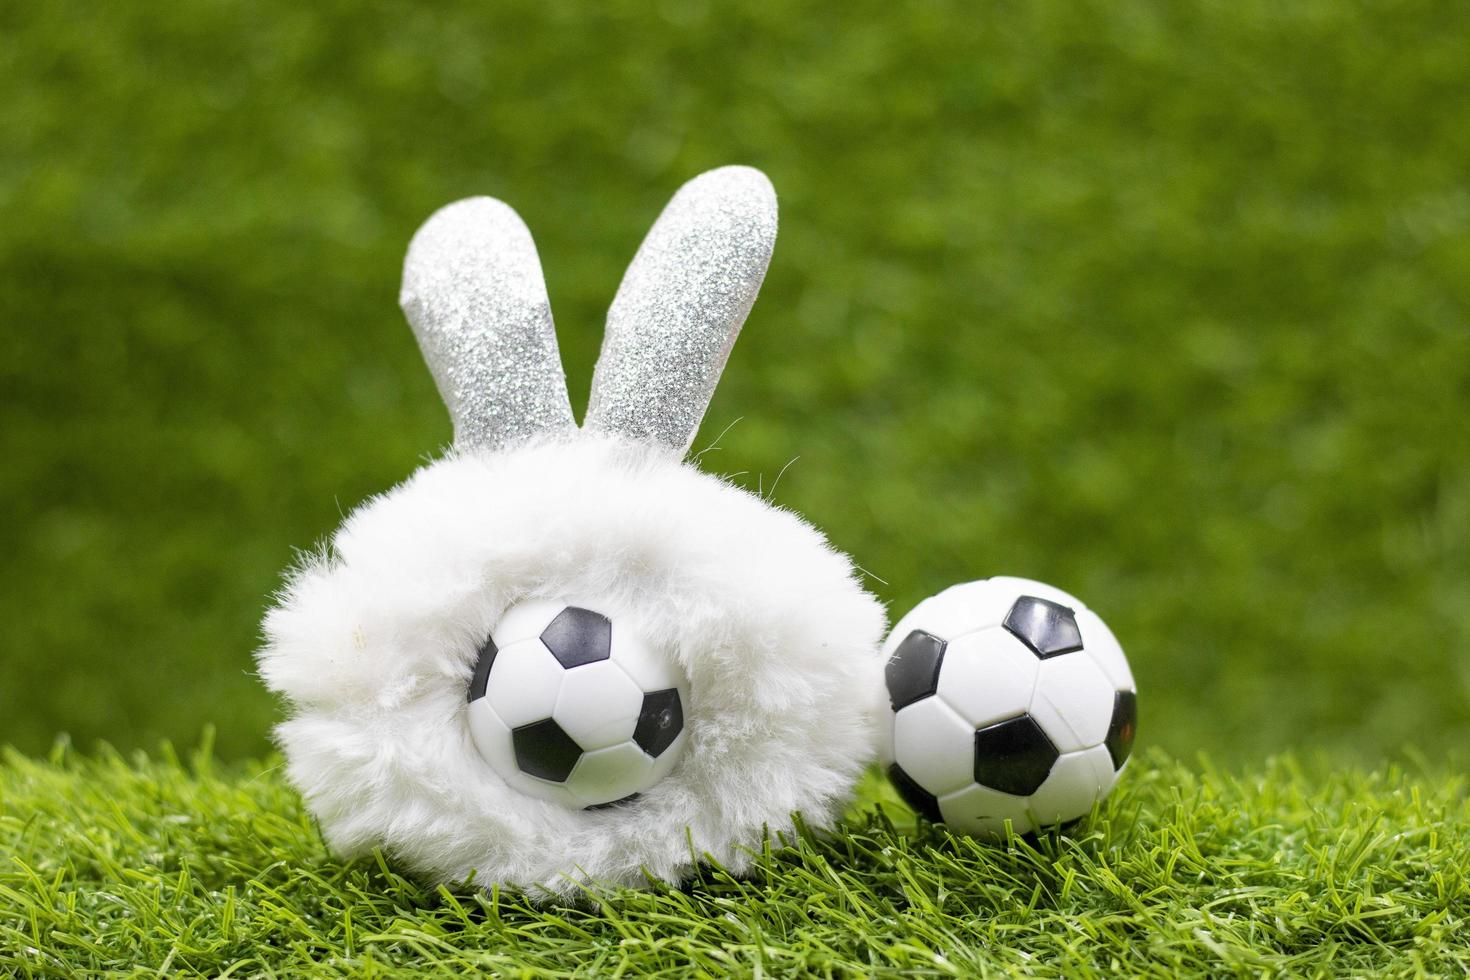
[400, 166, 778, 457]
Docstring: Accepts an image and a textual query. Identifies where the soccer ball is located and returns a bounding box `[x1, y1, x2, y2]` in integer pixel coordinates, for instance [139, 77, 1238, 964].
[882, 576, 1136, 838]
[466, 599, 690, 809]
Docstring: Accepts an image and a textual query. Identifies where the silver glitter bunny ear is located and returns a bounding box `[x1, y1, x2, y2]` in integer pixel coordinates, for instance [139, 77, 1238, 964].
[584, 166, 778, 455]
[400, 197, 575, 453]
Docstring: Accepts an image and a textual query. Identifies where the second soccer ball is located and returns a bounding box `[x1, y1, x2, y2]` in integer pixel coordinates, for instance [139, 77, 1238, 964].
[882, 576, 1137, 838]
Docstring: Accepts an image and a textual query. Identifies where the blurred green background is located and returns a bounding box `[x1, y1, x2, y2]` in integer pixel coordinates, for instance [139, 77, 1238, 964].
[1, 1, 1466, 763]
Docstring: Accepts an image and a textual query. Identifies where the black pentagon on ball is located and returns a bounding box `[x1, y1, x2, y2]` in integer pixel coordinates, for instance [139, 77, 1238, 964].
[584, 793, 640, 812]
[465, 634, 498, 703]
[512, 718, 582, 782]
[885, 630, 946, 710]
[1003, 595, 1084, 659]
[1105, 689, 1138, 770]
[888, 763, 942, 823]
[540, 606, 613, 668]
[633, 688, 683, 758]
[973, 714, 1060, 796]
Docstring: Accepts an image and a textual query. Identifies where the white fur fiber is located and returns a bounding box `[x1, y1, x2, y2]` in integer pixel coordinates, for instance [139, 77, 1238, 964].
[258, 433, 886, 898]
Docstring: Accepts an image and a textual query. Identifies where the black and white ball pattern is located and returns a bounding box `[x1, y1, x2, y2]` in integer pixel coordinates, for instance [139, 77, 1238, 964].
[466, 599, 690, 809]
[883, 577, 1137, 837]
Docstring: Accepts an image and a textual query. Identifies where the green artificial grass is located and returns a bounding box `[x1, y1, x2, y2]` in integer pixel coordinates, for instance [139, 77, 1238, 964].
[2, 740, 1466, 977]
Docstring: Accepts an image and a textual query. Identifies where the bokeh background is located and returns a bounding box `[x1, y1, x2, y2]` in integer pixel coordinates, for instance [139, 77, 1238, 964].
[2, 1, 1467, 764]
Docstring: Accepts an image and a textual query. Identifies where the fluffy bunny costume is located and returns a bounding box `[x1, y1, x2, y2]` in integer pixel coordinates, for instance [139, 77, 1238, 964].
[258, 167, 886, 896]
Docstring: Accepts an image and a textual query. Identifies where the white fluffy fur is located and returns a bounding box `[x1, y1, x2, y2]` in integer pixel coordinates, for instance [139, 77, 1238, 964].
[258, 433, 886, 897]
